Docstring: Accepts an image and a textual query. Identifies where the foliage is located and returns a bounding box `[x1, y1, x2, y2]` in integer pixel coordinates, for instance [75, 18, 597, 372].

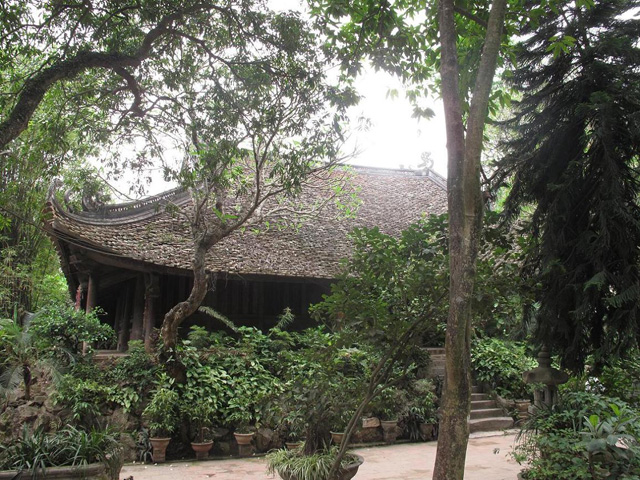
[31, 303, 115, 359]
[0, 312, 38, 399]
[53, 375, 113, 429]
[515, 392, 640, 480]
[312, 214, 450, 348]
[30, 304, 116, 362]
[497, 0, 640, 372]
[313, 213, 530, 347]
[141, 374, 180, 438]
[402, 378, 438, 440]
[592, 352, 640, 407]
[0, 424, 121, 477]
[369, 387, 409, 421]
[266, 446, 359, 480]
[106, 340, 157, 397]
[471, 337, 536, 400]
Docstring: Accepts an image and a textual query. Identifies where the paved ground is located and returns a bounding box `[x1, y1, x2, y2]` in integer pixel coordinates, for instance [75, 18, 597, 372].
[120, 431, 523, 480]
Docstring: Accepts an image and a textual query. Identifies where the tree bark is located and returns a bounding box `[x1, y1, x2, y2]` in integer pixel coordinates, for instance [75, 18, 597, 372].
[432, 1, 508, 479]
[159, 233, 217, 382]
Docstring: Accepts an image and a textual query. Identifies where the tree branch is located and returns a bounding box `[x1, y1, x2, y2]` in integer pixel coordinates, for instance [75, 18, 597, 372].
[453, 6, 488, 29]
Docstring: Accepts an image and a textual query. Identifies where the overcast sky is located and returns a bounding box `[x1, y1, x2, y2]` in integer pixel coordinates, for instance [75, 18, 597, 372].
[346, 70, 447, 177]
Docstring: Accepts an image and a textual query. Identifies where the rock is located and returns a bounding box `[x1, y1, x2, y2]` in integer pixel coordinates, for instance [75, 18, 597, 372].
[215, 440, 232, 456]
[352, 426, 382, 444]
[30, 395, 47, 406]
[255, 427, 282, 452]
[119, 433, 138, 462]
[211, 427, 230, 439]
[107, 408, 138, 433]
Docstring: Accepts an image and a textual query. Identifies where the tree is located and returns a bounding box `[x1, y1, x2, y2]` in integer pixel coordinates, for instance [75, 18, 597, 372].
[0, 61, 105, 316]
[310, 0, 519, 477]
[0, 1, 356, 372]
[497, 0, 640, 372]
[0, 1, 352, 170]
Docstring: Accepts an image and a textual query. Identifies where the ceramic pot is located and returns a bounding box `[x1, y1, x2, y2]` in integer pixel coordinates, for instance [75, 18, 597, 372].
[191, 440, 214, 460]
[149, 437, 171, 463]
[330, 431, 345, 445]
[0, 462, 108, 479]
[234, 432, 254, 446]
[380, 420, 398, 444]
[276, 454, 364, 480]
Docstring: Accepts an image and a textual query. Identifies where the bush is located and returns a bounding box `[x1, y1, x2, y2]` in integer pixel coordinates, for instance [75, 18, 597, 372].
[471, 337, 536, 400]
[515, 392, 640, 480]
[0, 424, 122, 477]
[30, 304, 116, 362]
[266, 446, 359, 480]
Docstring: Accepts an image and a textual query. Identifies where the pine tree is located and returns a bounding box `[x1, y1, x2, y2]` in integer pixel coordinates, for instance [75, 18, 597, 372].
[498, 0, 640, 371]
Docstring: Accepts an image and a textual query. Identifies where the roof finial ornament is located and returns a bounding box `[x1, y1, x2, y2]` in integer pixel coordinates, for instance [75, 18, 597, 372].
[419, 151, 434, 171]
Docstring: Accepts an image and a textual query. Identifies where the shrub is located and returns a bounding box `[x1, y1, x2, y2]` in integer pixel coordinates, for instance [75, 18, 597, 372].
[266, 446, 359, 480]
[30, 304, 116, 362]
[515, 392, 640, 480]
[471, 337, 536, 400]
[0, 424, 122, 477]
[53, 375, 114, 428]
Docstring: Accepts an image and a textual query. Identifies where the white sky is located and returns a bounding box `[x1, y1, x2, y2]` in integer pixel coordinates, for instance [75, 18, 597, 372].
[272, 0, 448, 177]
[347, 71, 447, 177]
[108, 1, 448, 199]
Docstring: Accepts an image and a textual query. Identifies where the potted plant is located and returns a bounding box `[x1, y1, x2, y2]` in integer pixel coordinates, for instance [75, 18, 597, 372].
[371, 387, 404, 444]
[265, 335, 365, 480]
[403, 379, 438, 441]
[142, 380, 179, 463]
[229, 408, 256, 446]
[283, 415, 306, 450]
[330, 410, 354, 446]
[183, 400, 216, 460]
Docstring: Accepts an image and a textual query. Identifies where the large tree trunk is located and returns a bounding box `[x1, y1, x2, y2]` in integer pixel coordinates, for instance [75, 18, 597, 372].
[432, 1, 507, 479]
[160, 235, 216, 382]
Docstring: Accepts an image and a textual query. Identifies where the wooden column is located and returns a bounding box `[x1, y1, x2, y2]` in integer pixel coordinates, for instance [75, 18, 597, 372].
[130, 274, 145, 342]
[118, 283, 133, 352]
[143, 273, 160, 352]
[85, 274, 98, 313]
[75, 282, 86, 311]
[83, 274, 98, 354]
[114, 293, 126, 352]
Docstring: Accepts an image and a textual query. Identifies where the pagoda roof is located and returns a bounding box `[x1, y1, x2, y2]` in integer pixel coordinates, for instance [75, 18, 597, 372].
[45, 165, 447, 281]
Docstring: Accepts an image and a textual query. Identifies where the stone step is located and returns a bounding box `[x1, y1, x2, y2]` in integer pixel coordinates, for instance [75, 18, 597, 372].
[471, 399, 497, 410]
[471, 393, 490, 402]
[470, 408, 506, 420]
[469, 417, 514, 433]
[471, 385, 483, 394]
[426, 348, 446, 355]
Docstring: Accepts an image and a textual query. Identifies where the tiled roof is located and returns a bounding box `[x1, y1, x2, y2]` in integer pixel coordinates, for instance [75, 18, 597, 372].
[46, 166, 447, 279]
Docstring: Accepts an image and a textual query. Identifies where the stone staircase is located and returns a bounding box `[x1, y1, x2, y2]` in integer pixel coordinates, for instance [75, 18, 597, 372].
[427, 349, 514, 434]
[469, 384, 514, 433]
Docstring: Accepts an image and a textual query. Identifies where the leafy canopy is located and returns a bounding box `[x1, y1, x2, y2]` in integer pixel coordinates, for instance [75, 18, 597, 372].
[498, 0, 640, 371]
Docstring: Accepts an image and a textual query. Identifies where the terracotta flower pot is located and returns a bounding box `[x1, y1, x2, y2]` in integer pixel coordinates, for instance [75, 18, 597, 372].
[380, 420, 398, 444]
[191, 440, 214, 460]
[234, 432, 254, 446]
[285, 441, 302, 450]
[330, 431, 345, 445]
[149, 437, 171, 463]
[276, 454, 364, 480]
